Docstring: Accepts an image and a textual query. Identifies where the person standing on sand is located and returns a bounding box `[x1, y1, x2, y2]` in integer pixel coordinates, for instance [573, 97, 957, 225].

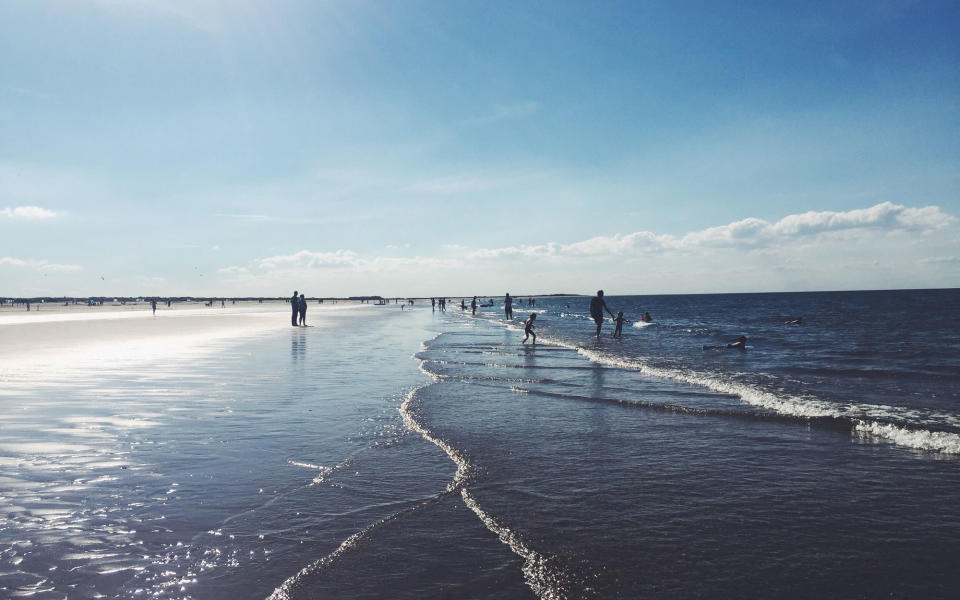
[590, 290, 616, 338]
[151, 299, 157, 316]
[298, 293, 307, 326]
[504, 293, 513, 320]
[291, 291, 299, 326]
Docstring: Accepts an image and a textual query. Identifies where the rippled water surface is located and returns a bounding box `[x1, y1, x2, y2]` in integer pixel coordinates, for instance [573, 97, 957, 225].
[3, 291, 959, 599]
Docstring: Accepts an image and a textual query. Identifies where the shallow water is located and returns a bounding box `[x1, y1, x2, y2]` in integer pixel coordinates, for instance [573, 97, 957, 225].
[2, 291, 959, 599]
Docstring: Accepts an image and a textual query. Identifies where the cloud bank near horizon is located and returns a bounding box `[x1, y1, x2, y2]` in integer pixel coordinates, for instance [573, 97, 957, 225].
[2, 201, 956, 296]
[208, 202, 958, 295]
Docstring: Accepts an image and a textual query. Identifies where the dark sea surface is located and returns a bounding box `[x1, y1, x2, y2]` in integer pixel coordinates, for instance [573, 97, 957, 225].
[2, 290, 959, 599]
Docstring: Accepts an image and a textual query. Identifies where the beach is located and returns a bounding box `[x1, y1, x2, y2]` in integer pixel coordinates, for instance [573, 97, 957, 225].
[2, 291, 959, 599]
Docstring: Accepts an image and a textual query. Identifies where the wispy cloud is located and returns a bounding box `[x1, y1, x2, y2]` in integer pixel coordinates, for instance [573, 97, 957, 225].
[403, 171, 546, 195]
[1, 206, 57, 220]
[0, 257, 82, 271]
[217, 266, 248, 274]
[6, 85, 54, 99]
[252, 249, 457, 272]
[215, 213, 385, 225]
[467, 101, 540, 125]
[919, 256, 958, 265]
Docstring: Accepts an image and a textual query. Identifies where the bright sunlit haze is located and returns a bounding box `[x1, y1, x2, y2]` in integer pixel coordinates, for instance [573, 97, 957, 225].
[2, 1, 958, 297]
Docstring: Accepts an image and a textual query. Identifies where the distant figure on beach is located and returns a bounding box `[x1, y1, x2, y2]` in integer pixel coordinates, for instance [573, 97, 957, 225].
[460, 299, 466, 311]
[613, 311, 629, 338]
[522, 313, 537, 344]
[221, 299, 225, 308]
[703, 336, 747, 350]
[298, 293, 307, 326]
[642, 312, 652, 323]
[471, 296, 477, 315]
[504, 293, 513, 320]
[291, 291, 299, 326]
[151, 299, 157, 316]
[431, 297, 436, 311]
[590, 290, 616, 338]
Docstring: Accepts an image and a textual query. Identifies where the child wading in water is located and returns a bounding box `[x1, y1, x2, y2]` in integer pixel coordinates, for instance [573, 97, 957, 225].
[522, 313, 537, 344]
[613, 311, 629, 338]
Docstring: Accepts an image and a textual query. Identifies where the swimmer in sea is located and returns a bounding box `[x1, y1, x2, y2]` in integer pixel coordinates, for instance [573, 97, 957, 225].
[703, 335, 747, 350]
[522, 313, 537, 344]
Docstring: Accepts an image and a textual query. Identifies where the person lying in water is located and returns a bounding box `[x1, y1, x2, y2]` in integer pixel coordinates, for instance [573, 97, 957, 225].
[703, 335, 747, 350]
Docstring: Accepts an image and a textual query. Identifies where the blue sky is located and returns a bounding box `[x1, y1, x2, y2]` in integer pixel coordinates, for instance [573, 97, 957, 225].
[2, 0, 958, 297]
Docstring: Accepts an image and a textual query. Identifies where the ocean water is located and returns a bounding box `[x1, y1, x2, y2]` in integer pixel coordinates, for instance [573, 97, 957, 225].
[2, 290, 959, 599]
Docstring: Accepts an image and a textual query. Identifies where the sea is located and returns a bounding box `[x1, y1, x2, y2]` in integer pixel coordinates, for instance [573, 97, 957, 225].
[1, 289, 959, 599]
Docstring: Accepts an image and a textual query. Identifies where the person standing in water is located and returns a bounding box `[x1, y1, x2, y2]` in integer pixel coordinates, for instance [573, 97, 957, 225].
[291, 291, 299, 326]
[298, 293, 307, 326]
[613, 311, 629, 338]
[471, 296, 477, 315]
[590, 290, 616, 338]
[522, 313, 537, 344]
[504, 293, 513, 320]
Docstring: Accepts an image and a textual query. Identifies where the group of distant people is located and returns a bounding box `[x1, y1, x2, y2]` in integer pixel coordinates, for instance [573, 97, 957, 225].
[291, 290, 308, 326]
[502, 289, 747, 349]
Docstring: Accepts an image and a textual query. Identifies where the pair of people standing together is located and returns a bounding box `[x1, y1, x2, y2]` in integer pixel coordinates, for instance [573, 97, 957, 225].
[291, 291, 307, 326]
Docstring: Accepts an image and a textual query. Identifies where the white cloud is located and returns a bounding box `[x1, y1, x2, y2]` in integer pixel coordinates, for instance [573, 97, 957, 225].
[1, 206, 57, 219]
[181, 202, 958, 296]
[0, 257, 82, 271]
[218, 266, 248, 274]
[919, 256, 958, 265]
[254, 249, 458, 273]
[465, 202, 957, 259]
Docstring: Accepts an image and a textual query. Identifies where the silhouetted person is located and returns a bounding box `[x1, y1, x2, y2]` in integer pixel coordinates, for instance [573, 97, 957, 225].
[298, 293, 307, 326]
[291, 291, 299, 326]
[522, 313, 537, 344]
[590, 290, 615, 338]
[151, 299, 157, 316]
[613, 311, 630, 338]
[504, 293, 513, 319]
[471, 296, 477, 315]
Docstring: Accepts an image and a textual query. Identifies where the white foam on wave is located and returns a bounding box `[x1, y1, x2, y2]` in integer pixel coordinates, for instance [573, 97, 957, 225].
[524, 334, 960, 455]
[631, 321, 654, 328]
[854, 421, 960, 454]
[407, 353, 573, 600]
